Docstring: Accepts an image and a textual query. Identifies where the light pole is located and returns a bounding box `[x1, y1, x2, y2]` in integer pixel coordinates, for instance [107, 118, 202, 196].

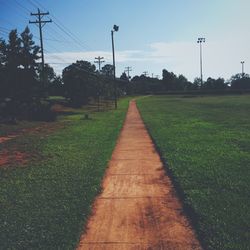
[241, 61, 245, 77]
[111, 24, 119, 109]
[197, 37, 205, 87]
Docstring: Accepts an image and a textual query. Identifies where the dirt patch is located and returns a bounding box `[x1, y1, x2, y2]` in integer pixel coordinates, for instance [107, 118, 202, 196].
[0, 121, 65, 168]
[0, 122, 65, 145]
[0, 135, 18, 144]
[77, 100, 202, 249]
[0, 149, 28, 167]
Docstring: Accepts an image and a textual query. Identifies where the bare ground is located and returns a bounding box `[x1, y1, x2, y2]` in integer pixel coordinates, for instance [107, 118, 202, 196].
[77, 100, 202, 250]
[0, 122, 65, 167]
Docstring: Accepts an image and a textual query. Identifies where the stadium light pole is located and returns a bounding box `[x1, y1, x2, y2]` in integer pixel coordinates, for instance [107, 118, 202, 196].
[111, 24, 119, 109]
[197, 37, 205, 87]
[241, 61, 245, 77]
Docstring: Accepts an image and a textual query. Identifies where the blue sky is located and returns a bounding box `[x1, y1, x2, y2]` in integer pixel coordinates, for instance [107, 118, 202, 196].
[1, 0, 250, 81]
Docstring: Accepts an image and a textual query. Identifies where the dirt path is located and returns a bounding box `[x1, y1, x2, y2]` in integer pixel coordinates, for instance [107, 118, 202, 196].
[77, 100, 201, 250]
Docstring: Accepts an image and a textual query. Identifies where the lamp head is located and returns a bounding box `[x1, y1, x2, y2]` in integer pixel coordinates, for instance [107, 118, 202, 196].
[197, 37, 205, 43]
[113, 25, 119, 32]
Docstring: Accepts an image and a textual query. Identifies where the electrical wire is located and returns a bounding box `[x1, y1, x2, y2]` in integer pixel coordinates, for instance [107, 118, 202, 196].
[25, 0, 93, 51]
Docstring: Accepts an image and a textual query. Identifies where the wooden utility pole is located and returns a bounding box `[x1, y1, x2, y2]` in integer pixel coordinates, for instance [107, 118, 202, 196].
[95, 56, 105, 72]
[125, 66, 132, 80]
[29, 8, 52, 81]
[143, 71, 148, 77]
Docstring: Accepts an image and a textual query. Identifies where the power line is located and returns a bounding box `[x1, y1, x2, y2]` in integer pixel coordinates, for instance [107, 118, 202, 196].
[53, 22, 90, 51]
[44, 26, 72, 43]
[6, 0, 93, 53]
[13, 0, 31, 14]
[26, 0, 93, 51]
[1, 0, 30, 21]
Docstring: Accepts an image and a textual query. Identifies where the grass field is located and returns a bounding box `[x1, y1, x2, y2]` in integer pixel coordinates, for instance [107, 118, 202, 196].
[0, 98, 130, 249]
[137, 95, 250, 250]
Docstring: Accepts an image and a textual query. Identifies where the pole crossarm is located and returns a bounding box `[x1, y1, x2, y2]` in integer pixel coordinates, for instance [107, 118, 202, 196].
[94, 56, 105, 72]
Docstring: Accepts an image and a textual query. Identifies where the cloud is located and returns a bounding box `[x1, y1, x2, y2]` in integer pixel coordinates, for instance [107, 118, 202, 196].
[45, 39, 250, 81]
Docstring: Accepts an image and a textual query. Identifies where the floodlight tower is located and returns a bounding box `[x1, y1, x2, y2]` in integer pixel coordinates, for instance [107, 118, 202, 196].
[241, 61, 245, 77]
[111, 24, 119, 109]
[197, 37, 205, 87]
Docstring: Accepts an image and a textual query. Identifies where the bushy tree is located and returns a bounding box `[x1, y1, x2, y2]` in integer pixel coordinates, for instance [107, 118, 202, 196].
[162, 69, 177, 91]
[62, 60, 97, 106]
[230, 74, 250, 89]
[0, 27, 56, 121]
[120, 72, 129, 81]
[20, 26, 40, 70]
[203, 77, 227, 90]
[101, 64, 114, 77]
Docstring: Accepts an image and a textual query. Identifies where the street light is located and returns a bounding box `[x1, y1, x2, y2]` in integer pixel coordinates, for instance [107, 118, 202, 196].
[111, 25, 119, 109]
[241, 61, 245, 77]
[197, 37, 205, 87]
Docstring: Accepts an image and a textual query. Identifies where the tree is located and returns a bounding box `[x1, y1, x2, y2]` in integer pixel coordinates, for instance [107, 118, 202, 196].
[162, 69, 177, 91]
[62, 60, 97, 106]
[177, 74, 189, 90]
[6, 29, 21, 69]
[20, 26, 40, 71]
[230, 74, 250, 90]
[131, 74, 151, 94]
[193, 77, 201, 89]
[0, 39, 7, 98]
[43, 63, 56, 83]
[48, 75, 64, 96]
[18, 27, 41, 101]
[41, 64, 64, 96]
[0, 28, 56, 121]
[120, 72, 129, 81]
[101, 64, 114, 77]
[203, 77, 227, 90]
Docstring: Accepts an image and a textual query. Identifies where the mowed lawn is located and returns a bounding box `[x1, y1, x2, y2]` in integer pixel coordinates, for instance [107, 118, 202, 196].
[0, 98, 130, 249]
[137, 95, 250, 250]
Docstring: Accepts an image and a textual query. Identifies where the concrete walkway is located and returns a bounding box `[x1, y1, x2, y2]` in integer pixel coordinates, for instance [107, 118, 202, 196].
[77, 100, 201, 250]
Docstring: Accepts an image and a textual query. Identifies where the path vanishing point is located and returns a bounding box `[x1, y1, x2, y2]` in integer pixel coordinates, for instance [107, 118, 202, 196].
[77, 100, 202, 250]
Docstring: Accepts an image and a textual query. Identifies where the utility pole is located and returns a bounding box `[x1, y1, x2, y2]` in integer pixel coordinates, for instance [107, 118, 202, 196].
[197, 37, 205, 87]
[94, 56, 105, 111]
[125, 66, 132, 80]
[151, 73, 154, 78]
[241, 61, 245, 77]
[111, 24, 119, 109]
[94, 56, 105, 72]
[29, 8, 52, 83]
[143, 71, 148, 77]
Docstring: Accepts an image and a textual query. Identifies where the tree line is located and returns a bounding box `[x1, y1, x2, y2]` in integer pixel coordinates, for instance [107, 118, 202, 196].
[1, 27, 249, 121]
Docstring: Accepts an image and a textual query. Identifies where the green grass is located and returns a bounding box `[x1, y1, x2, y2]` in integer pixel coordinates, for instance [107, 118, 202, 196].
[137, 95, 250, 250]
[0, 97, 130, 249]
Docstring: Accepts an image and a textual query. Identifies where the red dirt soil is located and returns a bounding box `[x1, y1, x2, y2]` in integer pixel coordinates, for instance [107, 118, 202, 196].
[0, 121, 64, 145]
[0, 149, 28, 167]
[0, 122, 64, 167]
[77, 100, 202, 250]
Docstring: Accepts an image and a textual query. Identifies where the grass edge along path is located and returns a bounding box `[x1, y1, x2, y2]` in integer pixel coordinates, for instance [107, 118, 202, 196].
[0, 98, 131, 249]
[136, 95, 250, 250]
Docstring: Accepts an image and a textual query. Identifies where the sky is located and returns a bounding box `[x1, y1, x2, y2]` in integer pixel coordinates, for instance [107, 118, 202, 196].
[0, 0, 250, 81]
